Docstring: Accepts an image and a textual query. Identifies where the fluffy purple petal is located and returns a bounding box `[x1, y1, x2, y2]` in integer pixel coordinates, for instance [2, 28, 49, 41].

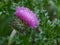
[15, 6, 38, 29]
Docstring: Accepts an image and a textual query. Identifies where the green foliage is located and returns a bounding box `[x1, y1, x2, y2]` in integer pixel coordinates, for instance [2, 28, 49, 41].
[0, 0, 60, 45]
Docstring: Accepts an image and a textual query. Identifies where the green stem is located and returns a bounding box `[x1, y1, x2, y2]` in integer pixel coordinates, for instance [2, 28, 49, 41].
[8, 29, 17, 45]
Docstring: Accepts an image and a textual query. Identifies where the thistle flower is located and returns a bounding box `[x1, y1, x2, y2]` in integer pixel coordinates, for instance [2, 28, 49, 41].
[15, 6, 38, 29]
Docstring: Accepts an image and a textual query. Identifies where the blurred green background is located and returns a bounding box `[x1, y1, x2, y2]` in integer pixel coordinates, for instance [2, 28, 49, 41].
[0, 0, 60, 45]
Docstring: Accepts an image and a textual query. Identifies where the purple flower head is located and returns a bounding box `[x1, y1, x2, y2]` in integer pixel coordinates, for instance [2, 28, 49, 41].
[15, 6, 38, 29]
